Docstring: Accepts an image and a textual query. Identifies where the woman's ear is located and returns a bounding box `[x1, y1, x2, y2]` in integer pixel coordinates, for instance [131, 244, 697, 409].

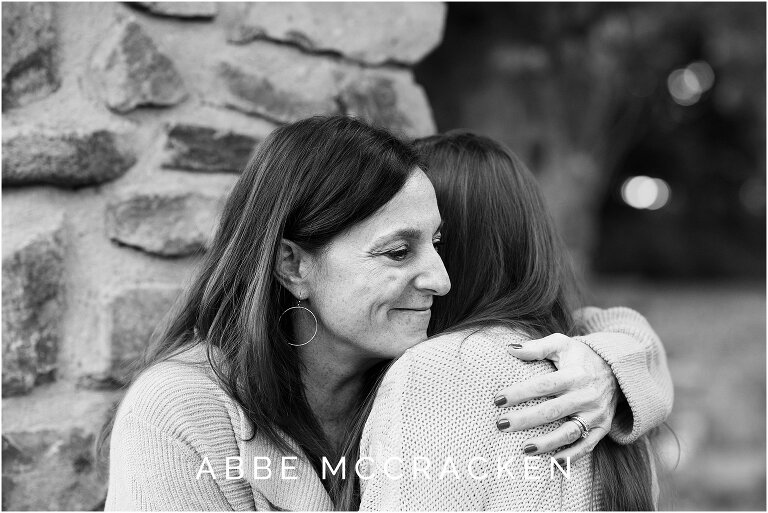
[274, 239, 312, 299]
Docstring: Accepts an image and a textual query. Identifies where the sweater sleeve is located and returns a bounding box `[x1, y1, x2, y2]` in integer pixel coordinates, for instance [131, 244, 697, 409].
[574, 306, 674, 444]
[105, 412, 235, 511]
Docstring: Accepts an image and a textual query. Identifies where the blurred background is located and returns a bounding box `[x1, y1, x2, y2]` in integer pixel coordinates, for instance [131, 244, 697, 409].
[2, 2, 765, 511]
[415, 3, 766, 510]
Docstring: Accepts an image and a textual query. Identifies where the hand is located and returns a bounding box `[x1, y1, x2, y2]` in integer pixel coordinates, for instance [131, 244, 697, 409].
[494, 333, 619, 464]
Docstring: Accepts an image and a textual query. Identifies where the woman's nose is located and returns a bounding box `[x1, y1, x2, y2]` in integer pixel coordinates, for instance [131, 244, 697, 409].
[415, 247, 451, 296]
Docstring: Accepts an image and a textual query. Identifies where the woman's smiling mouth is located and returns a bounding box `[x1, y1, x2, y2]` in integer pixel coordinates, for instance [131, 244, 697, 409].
[391, 306, 432, 318]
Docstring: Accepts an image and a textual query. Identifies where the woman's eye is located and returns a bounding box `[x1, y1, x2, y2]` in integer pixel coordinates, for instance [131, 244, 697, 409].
[385, 246, 410, 261]
[432, 237, 444, 251]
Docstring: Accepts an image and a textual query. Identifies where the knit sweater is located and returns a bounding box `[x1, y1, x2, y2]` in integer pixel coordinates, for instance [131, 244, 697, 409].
[104, 307, 672, 511]
[358, 323, 662, 510]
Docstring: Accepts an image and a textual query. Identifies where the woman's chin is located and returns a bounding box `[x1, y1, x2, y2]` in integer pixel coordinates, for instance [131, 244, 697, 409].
[388, 330, 429, 357]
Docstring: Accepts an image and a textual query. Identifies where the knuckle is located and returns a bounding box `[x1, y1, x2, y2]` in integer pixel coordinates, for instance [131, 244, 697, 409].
[544, 404, 562, 422]
[534, 378, 553, 394]
[591, 412, 607, 427]
[573, 368, 590, 385]
[563, 371, 578, 388]
[587, 383, 604, 402]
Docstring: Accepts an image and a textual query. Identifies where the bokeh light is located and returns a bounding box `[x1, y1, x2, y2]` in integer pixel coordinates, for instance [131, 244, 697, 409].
[621, 176, 671, 210]
[688, 61, 715, 90]
[667, 61, 715, 106]
[739, 177, 766, 216]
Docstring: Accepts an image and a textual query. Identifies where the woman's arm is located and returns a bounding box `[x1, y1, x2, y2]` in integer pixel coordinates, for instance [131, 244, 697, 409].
[496, 306, 673, 460]
[105, 412, 236, 511]
[574, 306, 674, 443]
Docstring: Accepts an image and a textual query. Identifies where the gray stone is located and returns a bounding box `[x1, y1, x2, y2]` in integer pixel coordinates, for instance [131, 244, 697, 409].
[227, 2, 446, 66]
[339, 70, 436, 138]
[106, 284, 183, 384]
[214, 43, 436, 137]
[217, 42, 341, 124]
[2, 125, 137, 188]
[132, 2, 217, 18]
[1, 384, 121, 510]
[90, 16, 188, 113]
[106, 186, 223, 257]
[2, 2, 59, 109]
[1, 430, 104, 510]
[1, 209, 65, 397]
[162, 123, 259, 173]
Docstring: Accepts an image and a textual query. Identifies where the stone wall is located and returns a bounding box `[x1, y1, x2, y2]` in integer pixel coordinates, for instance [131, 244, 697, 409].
[1, 3, 445, 509]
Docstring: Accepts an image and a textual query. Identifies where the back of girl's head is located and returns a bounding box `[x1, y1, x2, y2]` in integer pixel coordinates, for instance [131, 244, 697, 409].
[412, 131, 655, 511]
[413, 131, 577, 338]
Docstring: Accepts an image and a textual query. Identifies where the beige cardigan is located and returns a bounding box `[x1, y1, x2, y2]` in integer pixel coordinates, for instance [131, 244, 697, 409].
[104, 307, 672, 510]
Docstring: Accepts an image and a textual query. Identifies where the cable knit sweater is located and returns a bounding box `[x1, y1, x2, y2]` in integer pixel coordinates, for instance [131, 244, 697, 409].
[358, 322, 663, 510]
[104, 307, 672, 511]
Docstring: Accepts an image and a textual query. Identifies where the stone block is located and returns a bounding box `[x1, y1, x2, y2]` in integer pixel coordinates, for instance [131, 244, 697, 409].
[105, 184, 225, 257]
[90, 15, 188, 112]
[106, 284, 183, 384]
[339, 69, 436, 138]
[215, 43, 436, 137]
[2, 124, 137, 188]
[227, 2, 446, 66]
[2, 2, 59, 109]
[131, 2, 217, 18]
[216, 42, 341, 124]
[2, 207, 65, 397]
[1, 384, 121, 510]
[162, 123, 260, 173]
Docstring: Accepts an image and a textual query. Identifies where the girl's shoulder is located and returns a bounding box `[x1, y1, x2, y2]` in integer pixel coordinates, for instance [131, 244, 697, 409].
[402, 325, 529, 362]
[390, 326, 552, 393]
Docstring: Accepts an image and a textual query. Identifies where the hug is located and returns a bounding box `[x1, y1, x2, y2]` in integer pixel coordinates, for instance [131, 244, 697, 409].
[102, 115, 672, 511]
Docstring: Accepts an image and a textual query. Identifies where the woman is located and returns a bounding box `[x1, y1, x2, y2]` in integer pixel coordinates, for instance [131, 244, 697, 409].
[103, 117, 669, 510]
[353, 132, 668, 510]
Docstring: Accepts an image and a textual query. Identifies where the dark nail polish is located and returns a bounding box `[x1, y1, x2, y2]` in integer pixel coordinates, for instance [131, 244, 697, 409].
[556, 458, 566, 467]
[494, 395, 507, 407]
[509, 343, 523, 349]
[497, 419, 510, 430]
[524, 444, 537, 454]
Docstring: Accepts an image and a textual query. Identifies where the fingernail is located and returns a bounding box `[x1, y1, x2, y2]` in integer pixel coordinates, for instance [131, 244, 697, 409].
[509, 343, 523, 349]
[497, 419, 510, 430]
[523, 444, 537, 454]
[494, 395, 507, 407]
[556, 458, 565, 467]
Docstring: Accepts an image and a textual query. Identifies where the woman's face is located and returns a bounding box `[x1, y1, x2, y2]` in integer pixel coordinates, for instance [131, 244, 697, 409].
[305, 169, 451, 359]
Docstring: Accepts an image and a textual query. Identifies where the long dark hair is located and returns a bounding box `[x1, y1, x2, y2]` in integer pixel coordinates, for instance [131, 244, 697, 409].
[420, 132, 578, 339]
[97, 115, 420, 500]
[337, 132, 654, 510]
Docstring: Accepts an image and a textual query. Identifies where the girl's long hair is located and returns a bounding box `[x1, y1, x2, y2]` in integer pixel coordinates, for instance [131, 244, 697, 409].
[337, 132, 654, 510]
[96, 115, 419, 501]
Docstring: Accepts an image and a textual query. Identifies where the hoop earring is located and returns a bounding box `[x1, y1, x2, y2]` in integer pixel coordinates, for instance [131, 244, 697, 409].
[278, 299, 318, 347]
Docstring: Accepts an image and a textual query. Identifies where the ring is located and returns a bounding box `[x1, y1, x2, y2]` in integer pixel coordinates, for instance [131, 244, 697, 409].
[569, 415, 590, 439]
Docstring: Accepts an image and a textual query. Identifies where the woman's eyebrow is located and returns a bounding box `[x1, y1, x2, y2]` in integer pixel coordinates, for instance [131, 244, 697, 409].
[371, 228, 421, 245]
[372, 221, 444, 246]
